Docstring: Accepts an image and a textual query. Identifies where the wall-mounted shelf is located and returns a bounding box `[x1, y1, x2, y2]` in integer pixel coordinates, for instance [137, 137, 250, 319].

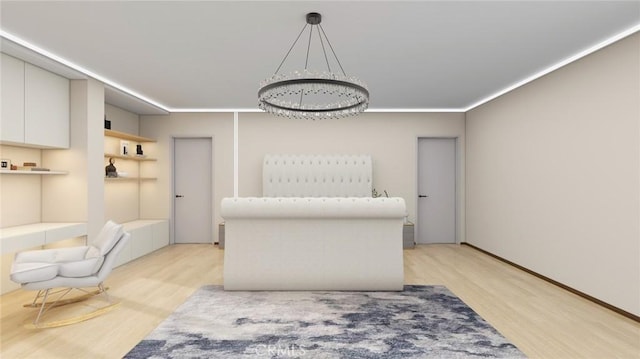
[104, 130, 157, 184]
[104, 153, 157, 161]
[105, 177, 157, 182]
[0, 169, 68, 175]
[104, 129, 156, 143]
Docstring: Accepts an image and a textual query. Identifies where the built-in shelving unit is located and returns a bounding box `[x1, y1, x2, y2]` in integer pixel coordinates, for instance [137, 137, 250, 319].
[103, 127, 168, 268]
[104, 129, 157, 181]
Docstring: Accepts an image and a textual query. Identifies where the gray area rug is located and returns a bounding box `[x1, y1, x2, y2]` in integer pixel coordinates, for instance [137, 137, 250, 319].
[125, 285, 525, 358]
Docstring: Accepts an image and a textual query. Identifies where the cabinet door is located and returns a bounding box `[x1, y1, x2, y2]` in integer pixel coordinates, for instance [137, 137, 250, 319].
[130, 225, 153, 260]
[114, 238, 132, 268]
[152, 220, 169, 250]
[1, 54, 25, 143]
[24, 63, 69, 148]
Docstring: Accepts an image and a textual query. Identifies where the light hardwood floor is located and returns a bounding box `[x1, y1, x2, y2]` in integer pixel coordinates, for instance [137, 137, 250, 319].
[1, 244, 638, 358]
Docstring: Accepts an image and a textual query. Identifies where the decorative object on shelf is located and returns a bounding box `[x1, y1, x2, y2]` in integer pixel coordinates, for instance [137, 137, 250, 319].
[258, 12, 369, 120]
[372, 188, 389, 198]
[105, 158, 118, 177]
[16, 162, 39, 171]
[104, 115, 111, 129]
[0, 159, 10, 169]
[136, 144, 144, 156]
[120, 140, 129, 156]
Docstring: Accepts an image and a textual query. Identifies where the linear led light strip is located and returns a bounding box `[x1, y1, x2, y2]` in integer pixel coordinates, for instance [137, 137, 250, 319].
[2, 24, 639, 113]
[0, 29, 169, 112]
[463, 23, 640, 111]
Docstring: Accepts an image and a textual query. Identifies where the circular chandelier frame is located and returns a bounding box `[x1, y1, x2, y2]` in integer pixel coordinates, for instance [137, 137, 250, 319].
[258, 12, 369, 119]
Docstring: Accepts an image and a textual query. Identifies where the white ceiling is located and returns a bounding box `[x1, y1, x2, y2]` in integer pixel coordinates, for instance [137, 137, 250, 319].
[1, 1, 639, 115]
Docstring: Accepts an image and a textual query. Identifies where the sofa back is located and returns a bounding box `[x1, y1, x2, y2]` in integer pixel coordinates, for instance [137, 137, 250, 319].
[263, 154, 372, 197]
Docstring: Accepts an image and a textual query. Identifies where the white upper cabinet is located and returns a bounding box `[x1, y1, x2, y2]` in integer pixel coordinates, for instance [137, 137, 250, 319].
[0, 53, 70, 149]
[24, 63, 70, 148]
[1, 53, 25, 143]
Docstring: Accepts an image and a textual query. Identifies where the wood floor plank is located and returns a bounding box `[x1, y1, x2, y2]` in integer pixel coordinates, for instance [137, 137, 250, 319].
[1, 244, 638, 358]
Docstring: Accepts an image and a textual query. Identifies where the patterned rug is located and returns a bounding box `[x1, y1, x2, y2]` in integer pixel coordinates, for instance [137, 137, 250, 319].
[125, 285, 525, 358]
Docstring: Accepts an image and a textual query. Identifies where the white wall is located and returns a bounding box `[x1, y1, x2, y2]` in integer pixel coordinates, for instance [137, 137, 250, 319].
[140, 113, 234, 243]
[466, 33, 639, 316]
[238, 112, 465, 229]
[0, 145, 42, 227]
[139, 112, 463, 243]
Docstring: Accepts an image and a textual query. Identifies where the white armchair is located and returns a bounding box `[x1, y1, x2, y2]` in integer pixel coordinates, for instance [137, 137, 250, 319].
[10, 220, 129, 328]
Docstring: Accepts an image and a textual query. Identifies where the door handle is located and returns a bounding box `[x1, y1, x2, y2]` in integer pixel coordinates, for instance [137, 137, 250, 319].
[418, 195, 428, 198]
[175, 195, 184, 198]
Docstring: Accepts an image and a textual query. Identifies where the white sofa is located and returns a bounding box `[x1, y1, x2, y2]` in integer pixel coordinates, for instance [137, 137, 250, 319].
[221, 154, 406, 291]
[221, 197, 406, 291]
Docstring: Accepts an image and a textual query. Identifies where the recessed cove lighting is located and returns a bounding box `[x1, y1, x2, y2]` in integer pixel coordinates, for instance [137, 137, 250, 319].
[3, 21, 638, 114]
[464, 24, 640, 111]
[368, 108, 466, 113]
[166, 108, 262, 113]
[0, 30, 170, 112]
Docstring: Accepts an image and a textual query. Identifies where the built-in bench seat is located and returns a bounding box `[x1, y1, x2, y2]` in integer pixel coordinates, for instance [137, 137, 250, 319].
[0, 222, 87, 255]
[115, 219, 169, 267]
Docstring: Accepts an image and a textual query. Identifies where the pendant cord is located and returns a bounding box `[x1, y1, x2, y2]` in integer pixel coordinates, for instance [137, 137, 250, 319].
[274, 23, 308, 75]
[318, 24, 331, 74]
[300, 24, 315, 109]
[304, 25, 313, 70]
[319, 24, 347, 76]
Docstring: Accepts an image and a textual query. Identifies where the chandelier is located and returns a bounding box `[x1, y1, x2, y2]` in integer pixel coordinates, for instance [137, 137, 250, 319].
[258, 12, 369, 120]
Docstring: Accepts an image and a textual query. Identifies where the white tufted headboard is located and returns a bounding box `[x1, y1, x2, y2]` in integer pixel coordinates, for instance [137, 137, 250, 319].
[263, 154, 372, 197]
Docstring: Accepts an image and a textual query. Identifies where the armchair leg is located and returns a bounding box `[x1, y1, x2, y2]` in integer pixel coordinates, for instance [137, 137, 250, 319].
[30, 288, 73, 325]
[34, 289, 51, 325]
[23, 286, 119, 329]
[29, 290, 44, 307]
[98, 283, 111, 303]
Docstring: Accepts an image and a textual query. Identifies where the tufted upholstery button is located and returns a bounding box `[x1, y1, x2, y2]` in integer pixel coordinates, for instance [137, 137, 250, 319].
[263, 155, 373, 197]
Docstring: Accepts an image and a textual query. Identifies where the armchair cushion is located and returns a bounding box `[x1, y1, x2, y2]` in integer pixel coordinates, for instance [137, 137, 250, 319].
[10, 262, 58, 283]
[14, 248, 58, 264]
[10, 221, 129, 291]
[11, 246, 103, 282]
[58, 257, 104, 278]
[14, 246, 88, 264]
[90, 220, 124, 256]
[11, 221, 123, 284]
[85, 246, 100, 259]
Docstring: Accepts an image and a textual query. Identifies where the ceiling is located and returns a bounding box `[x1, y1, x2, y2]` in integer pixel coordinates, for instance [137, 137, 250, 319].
[1, 1, 639, 115]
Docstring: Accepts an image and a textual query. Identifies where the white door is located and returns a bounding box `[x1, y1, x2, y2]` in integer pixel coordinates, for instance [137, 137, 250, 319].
[174, 138, 213, 243]
[417, 138, 456, 244]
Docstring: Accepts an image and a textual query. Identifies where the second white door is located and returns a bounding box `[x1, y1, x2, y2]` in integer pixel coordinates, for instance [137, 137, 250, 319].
[174, 138, 213, 244]
[417, 138, 456, 244]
